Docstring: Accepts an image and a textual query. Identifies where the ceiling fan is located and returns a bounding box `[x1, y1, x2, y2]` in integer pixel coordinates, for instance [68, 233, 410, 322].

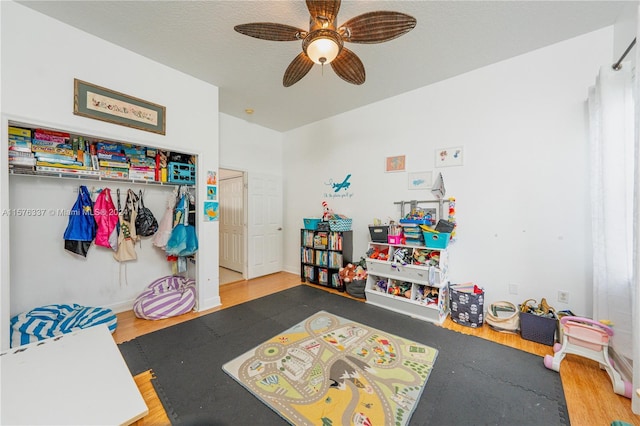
[234, 0, 417, 87]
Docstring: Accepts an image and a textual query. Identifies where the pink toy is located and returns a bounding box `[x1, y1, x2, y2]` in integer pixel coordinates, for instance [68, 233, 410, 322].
[543, 316, 632, 398]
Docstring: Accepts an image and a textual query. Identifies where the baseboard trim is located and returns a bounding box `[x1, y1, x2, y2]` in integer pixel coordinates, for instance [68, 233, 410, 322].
[611, 347, 633, 382]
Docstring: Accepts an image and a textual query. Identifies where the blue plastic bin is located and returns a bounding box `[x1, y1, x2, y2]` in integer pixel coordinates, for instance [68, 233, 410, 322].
[303, 218, 321, 230]
[422, 232, 451, 249]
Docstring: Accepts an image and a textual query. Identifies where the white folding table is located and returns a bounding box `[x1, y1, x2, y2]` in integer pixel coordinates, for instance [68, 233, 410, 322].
[1, 324, 148, 425]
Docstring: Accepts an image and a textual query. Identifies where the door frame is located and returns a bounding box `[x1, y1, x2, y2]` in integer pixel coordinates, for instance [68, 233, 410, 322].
[218, 167, 247, 279]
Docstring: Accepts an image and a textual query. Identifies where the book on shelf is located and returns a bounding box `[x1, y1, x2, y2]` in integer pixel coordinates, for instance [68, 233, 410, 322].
[328, 252, 343, 269]
[8, 127, 32, 138]
[97, 151, 128, 162]
[129, 165, 155, 171]
[8, 145, 33, 153]
[9, 157, 36, 166]
[122, 147, 146, 156]
[331, 273, 340, 288]
[96, 142, 122, 153]
[31, 145, 74, 157]
[8, 150, 35, 158]
[313, 232, 328, 249]
[31, 139, 64, 148]
[99, 160, 130, 169]
[328, 233, 343, 250]
[303, 265, 315, 281]
[100, 169, 129, 179]
[36, 166, 100, 177]
[301, 247, 314, 264]
[35, 154, 82, 165]
[8, 137, 32, 148]
[36, 135, 69, 144]
[318, 268, 328, 285]
[34, 130, 69, 143]
[302, 230, 315, 247]
[128, 170, 156, 181]
[129, 158, 156, 168]
[36, 161, 91, 170]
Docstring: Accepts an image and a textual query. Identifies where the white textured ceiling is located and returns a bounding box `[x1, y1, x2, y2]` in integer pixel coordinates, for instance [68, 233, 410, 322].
[18, 1, 631, 132]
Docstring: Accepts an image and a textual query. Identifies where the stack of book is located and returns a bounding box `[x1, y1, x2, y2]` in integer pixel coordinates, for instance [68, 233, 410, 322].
[8, 127, 36, 169]
[124, 145, 156, 181]
[33, 129, 98, 177]
[97, 142, 129, 179]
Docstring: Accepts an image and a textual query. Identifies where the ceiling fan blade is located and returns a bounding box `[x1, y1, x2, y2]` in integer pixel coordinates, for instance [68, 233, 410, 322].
[339, 11, 416, 44]
[331, 48, 365, 85]
[306, 0, 341, 27]
[283, 53, 315, 87]
[234, 23, 306, 41]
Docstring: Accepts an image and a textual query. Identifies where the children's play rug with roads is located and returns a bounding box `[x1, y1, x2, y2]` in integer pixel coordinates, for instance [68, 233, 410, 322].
[223, 310, 438, 426]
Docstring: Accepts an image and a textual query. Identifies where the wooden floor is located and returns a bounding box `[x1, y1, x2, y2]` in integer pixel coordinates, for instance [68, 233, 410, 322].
[114, 272, 640, 426]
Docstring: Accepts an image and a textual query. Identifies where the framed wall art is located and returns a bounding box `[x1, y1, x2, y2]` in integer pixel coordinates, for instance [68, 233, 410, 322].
[73, 79, 166, 135]
[408, 171, 432, 190]
[385, 155, 406, 172]
[435, 146, 464, 167]
[204, 201, 219, 222]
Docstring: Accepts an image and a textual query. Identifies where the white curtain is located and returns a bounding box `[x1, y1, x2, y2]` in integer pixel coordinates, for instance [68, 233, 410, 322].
[634, 6, 640, 413]
[588, 62, 636, 392]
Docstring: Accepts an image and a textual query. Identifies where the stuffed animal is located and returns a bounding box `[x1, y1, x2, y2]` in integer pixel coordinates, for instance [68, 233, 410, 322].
[389, 281, 412, 298]
[367, 246, 389, 261]
[392, 248, 411, 266]
[375, 279, 388, 293]
[339, 263, 356, 283]
[413, 248, 429, 265]
[321, 201, 334, 221]
[354, 265, 367, 281]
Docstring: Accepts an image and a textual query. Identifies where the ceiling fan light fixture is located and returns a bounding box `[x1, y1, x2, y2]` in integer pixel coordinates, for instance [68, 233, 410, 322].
[235, 3, 417, 87]
[303, 29, 343, 65]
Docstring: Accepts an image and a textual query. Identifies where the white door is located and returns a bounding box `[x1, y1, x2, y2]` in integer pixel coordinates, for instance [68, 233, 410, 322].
[219, 175, 245, 273]
[247, 173, 283, 279]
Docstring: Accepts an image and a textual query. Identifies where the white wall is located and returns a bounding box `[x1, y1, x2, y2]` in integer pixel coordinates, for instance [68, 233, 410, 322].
[219, 113, 283, 176]
[282, 27, 615, 317]
[0, 1, 220, 349]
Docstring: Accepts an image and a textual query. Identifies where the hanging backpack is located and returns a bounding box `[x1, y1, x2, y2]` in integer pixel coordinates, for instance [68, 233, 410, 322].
[135, 190, 158, 237]
[63, 185, 96, 257]
[94, 188, 119, 250]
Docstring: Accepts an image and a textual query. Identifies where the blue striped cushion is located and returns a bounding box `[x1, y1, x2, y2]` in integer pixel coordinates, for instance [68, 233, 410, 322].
[10, 304, 117, 348]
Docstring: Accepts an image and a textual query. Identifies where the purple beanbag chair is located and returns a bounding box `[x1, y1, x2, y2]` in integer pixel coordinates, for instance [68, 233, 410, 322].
[133, 275, 196, 320]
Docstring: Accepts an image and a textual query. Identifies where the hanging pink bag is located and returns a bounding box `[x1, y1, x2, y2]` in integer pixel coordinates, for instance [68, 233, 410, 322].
[94, 188, 119, 250]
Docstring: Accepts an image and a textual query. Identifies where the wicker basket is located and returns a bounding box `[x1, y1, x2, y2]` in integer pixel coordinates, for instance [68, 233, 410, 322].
[329, 218, 352, 232]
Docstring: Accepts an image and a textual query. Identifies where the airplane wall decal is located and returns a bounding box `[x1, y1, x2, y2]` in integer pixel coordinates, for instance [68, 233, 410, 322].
[332, 174, 351, 192]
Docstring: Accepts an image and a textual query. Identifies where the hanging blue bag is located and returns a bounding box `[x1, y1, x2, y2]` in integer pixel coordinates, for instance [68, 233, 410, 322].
[63, 185, 96, 257]
[166, 194, 198, 257]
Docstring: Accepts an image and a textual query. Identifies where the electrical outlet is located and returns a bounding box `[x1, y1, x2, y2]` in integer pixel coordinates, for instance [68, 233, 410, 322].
[557, 290, 569, 304]
[509, 284, 518, 295]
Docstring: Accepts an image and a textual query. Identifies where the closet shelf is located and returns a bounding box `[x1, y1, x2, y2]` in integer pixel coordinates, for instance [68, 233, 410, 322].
[9, 167, 191, 186]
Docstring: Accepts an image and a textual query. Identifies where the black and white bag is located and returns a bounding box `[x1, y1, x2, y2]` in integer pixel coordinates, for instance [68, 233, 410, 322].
[135, 190, 158, 237]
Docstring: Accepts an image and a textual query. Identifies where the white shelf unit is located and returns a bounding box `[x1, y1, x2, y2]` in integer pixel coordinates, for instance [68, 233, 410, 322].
[365, 242, 450, 325]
